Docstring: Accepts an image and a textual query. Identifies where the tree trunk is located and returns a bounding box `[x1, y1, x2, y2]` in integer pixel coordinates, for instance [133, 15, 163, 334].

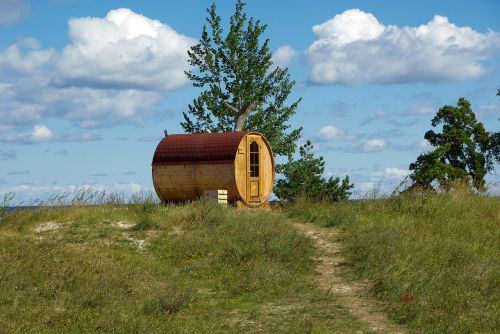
[234, 112, 249, 131]
[233, 101, 257, 131]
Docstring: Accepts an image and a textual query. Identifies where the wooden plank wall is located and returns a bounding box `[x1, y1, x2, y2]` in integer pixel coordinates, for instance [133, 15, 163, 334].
[153, 163, 237, 202]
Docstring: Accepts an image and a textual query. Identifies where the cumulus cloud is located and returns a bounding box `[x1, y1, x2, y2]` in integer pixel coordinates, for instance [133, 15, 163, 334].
[51, 87, 162, 127]
[316, 125, 342, 141]
[55, 8, 196, 90]
[31, 125, 54, 142]
[363, 138, 386, 152]
[0, 9, 194, 133]
[0, 0, 29, 25]
[271, 45, 297, 68]
[0, 41, 54, 75]
[315, 124, 355, 142]
[0, 124, 53, 144]
[306, 9, 500, 84]
[0, 41, 160, 130]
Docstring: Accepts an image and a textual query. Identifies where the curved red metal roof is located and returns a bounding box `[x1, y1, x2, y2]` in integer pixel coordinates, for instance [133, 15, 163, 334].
[152, 131, 252, 165]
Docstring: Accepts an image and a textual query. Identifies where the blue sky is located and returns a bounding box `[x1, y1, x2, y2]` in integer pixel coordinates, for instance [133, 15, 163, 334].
[1, 0, 499, 202]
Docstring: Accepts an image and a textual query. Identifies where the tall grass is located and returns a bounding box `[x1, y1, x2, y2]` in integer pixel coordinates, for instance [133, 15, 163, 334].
[288, 191, 500, 332]
[0, 192, 15, 223]
[0, 198, 366, 333]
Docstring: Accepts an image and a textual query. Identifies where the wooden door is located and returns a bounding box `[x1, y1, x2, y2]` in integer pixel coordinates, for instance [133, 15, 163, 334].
[246, 136, 261, 204]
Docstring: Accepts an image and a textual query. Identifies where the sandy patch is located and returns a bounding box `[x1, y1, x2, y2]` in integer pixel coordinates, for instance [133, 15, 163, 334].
[122, 232, 147, 249]
[112, 221, 134, 229]
[34, 221, 61, 233]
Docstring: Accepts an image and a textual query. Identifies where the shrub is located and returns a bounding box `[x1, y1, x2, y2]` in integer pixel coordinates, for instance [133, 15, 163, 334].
[130, 214, 157, 231]
[275, 141, 353, 203]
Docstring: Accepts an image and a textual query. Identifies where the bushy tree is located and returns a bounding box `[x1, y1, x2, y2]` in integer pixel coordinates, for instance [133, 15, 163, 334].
[488, 131, 500, 164]
[274, 140, 353, 202]
[181, 0, 301, 157]
[489, 90, 500, 163]
[409, 98, 494, 191]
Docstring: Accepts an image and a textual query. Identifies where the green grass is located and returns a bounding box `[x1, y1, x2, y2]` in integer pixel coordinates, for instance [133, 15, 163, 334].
[0, 200, 367, 333]
[288, 192, 500, 333]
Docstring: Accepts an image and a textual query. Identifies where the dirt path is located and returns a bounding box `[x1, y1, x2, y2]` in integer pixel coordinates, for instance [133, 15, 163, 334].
[294, 223, 407, 334]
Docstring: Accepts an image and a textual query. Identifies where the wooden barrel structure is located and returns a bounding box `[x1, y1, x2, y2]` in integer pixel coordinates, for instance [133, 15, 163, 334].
[152, 131, 274, 207]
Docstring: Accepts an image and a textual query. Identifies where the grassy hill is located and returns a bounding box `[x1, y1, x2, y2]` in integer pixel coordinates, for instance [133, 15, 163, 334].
[0, 200, 366, 333]
[1, 190, 498, 333]
[289, 190, 500, 333]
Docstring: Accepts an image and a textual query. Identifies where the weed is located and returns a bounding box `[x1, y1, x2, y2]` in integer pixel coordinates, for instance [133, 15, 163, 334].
[142, 284, 194, 316]
[130, 214, 157, 231]
[0, 192, 15, 224]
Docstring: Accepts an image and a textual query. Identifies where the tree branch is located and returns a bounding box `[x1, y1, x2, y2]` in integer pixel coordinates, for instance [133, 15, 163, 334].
[223, 101, 239, 115]
[234, 101, 257, 131]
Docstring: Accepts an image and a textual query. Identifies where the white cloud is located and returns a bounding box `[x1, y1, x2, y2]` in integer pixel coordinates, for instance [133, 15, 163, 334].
[0, 46, 162, 131]
[30, 125, 54, 143]
[0, 124, 53, 144]
[0, 9, 194, 132]
[312, 9, 384, 45]
[306, 9, 500, 84]
[0, 43, 54, 76]
[0, 124, 101, 144]
[113, 182, 145, 193]
[55, 8, 196, 90]
[316, 125, 341, 141]
[0, 43, 54, 75]
[271, 45, 297, 68]
[382, 167, 411, 179]
[50, 87, 161, 127]
[315, 124, 355, 142]
[0, 0, 29, 26]
[363, 138, 386, 152]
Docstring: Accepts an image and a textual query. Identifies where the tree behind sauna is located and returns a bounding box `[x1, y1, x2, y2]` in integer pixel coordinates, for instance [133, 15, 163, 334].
[408, 98, 494, 191]
[274, 140, 354, 202]
[181, 0, 301, 157]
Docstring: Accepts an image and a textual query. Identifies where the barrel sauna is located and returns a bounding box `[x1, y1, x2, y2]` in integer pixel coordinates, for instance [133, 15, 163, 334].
[152, 131, 274, 207]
